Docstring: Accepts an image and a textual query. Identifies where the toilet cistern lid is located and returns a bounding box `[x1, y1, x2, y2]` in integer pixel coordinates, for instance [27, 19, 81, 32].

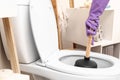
[30, 0, 59, 62]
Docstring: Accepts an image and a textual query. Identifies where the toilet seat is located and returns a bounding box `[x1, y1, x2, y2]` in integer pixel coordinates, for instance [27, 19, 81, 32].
[44, 50, 120, 77]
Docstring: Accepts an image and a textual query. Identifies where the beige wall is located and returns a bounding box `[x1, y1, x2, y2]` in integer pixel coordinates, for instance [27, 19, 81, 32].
[56, 0, 73, 49]
[56, 0, 88, 49]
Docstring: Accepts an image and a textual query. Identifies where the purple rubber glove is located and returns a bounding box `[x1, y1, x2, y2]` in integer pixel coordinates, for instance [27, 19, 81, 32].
[85, 0, 109, 44]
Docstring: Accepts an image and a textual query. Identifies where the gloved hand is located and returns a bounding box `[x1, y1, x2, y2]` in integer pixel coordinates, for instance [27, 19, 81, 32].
[85, 0, 109, 44]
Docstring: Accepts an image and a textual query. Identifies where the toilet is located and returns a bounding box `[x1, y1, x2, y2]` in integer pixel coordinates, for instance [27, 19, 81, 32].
[1, 0, 120, 80]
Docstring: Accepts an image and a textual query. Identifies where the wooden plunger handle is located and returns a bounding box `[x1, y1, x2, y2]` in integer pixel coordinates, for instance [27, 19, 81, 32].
[85, 35, 92, 58]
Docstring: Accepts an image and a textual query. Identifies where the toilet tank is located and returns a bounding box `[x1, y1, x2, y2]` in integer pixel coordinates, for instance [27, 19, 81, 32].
[2, 0, 39, 63]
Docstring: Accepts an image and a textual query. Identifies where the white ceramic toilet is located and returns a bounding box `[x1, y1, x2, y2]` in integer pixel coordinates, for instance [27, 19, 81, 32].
[1, 0, 120, 80]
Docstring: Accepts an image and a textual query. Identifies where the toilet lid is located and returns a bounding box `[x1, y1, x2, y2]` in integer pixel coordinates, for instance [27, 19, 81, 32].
[30, 0, 59, 62]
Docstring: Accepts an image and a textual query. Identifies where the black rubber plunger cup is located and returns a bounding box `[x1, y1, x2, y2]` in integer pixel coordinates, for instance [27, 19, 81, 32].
[75, 56, 97, 68]
[74, 36, 97, 68]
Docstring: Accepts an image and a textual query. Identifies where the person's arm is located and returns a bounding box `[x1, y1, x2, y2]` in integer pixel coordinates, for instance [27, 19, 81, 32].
[85, 0, 109, 44]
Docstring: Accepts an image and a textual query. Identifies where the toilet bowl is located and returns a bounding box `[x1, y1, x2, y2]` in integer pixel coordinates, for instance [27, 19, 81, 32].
[2, 0, 120, 80]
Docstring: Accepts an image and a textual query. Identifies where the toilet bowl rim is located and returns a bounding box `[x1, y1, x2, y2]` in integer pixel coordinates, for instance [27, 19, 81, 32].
[45, 50, 120, 77]
[47, 50, 119, 65]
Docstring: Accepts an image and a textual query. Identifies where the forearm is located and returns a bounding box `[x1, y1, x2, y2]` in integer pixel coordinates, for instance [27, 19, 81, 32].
[89, 0, 110, 18]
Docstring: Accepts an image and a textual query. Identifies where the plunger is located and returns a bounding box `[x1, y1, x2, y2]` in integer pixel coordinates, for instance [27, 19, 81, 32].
[74, 35, 97, 68]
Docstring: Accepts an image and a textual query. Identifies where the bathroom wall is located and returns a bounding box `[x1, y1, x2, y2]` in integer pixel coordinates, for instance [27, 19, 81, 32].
[56, 0, 88, 49]
[56, 0, 73, 49]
